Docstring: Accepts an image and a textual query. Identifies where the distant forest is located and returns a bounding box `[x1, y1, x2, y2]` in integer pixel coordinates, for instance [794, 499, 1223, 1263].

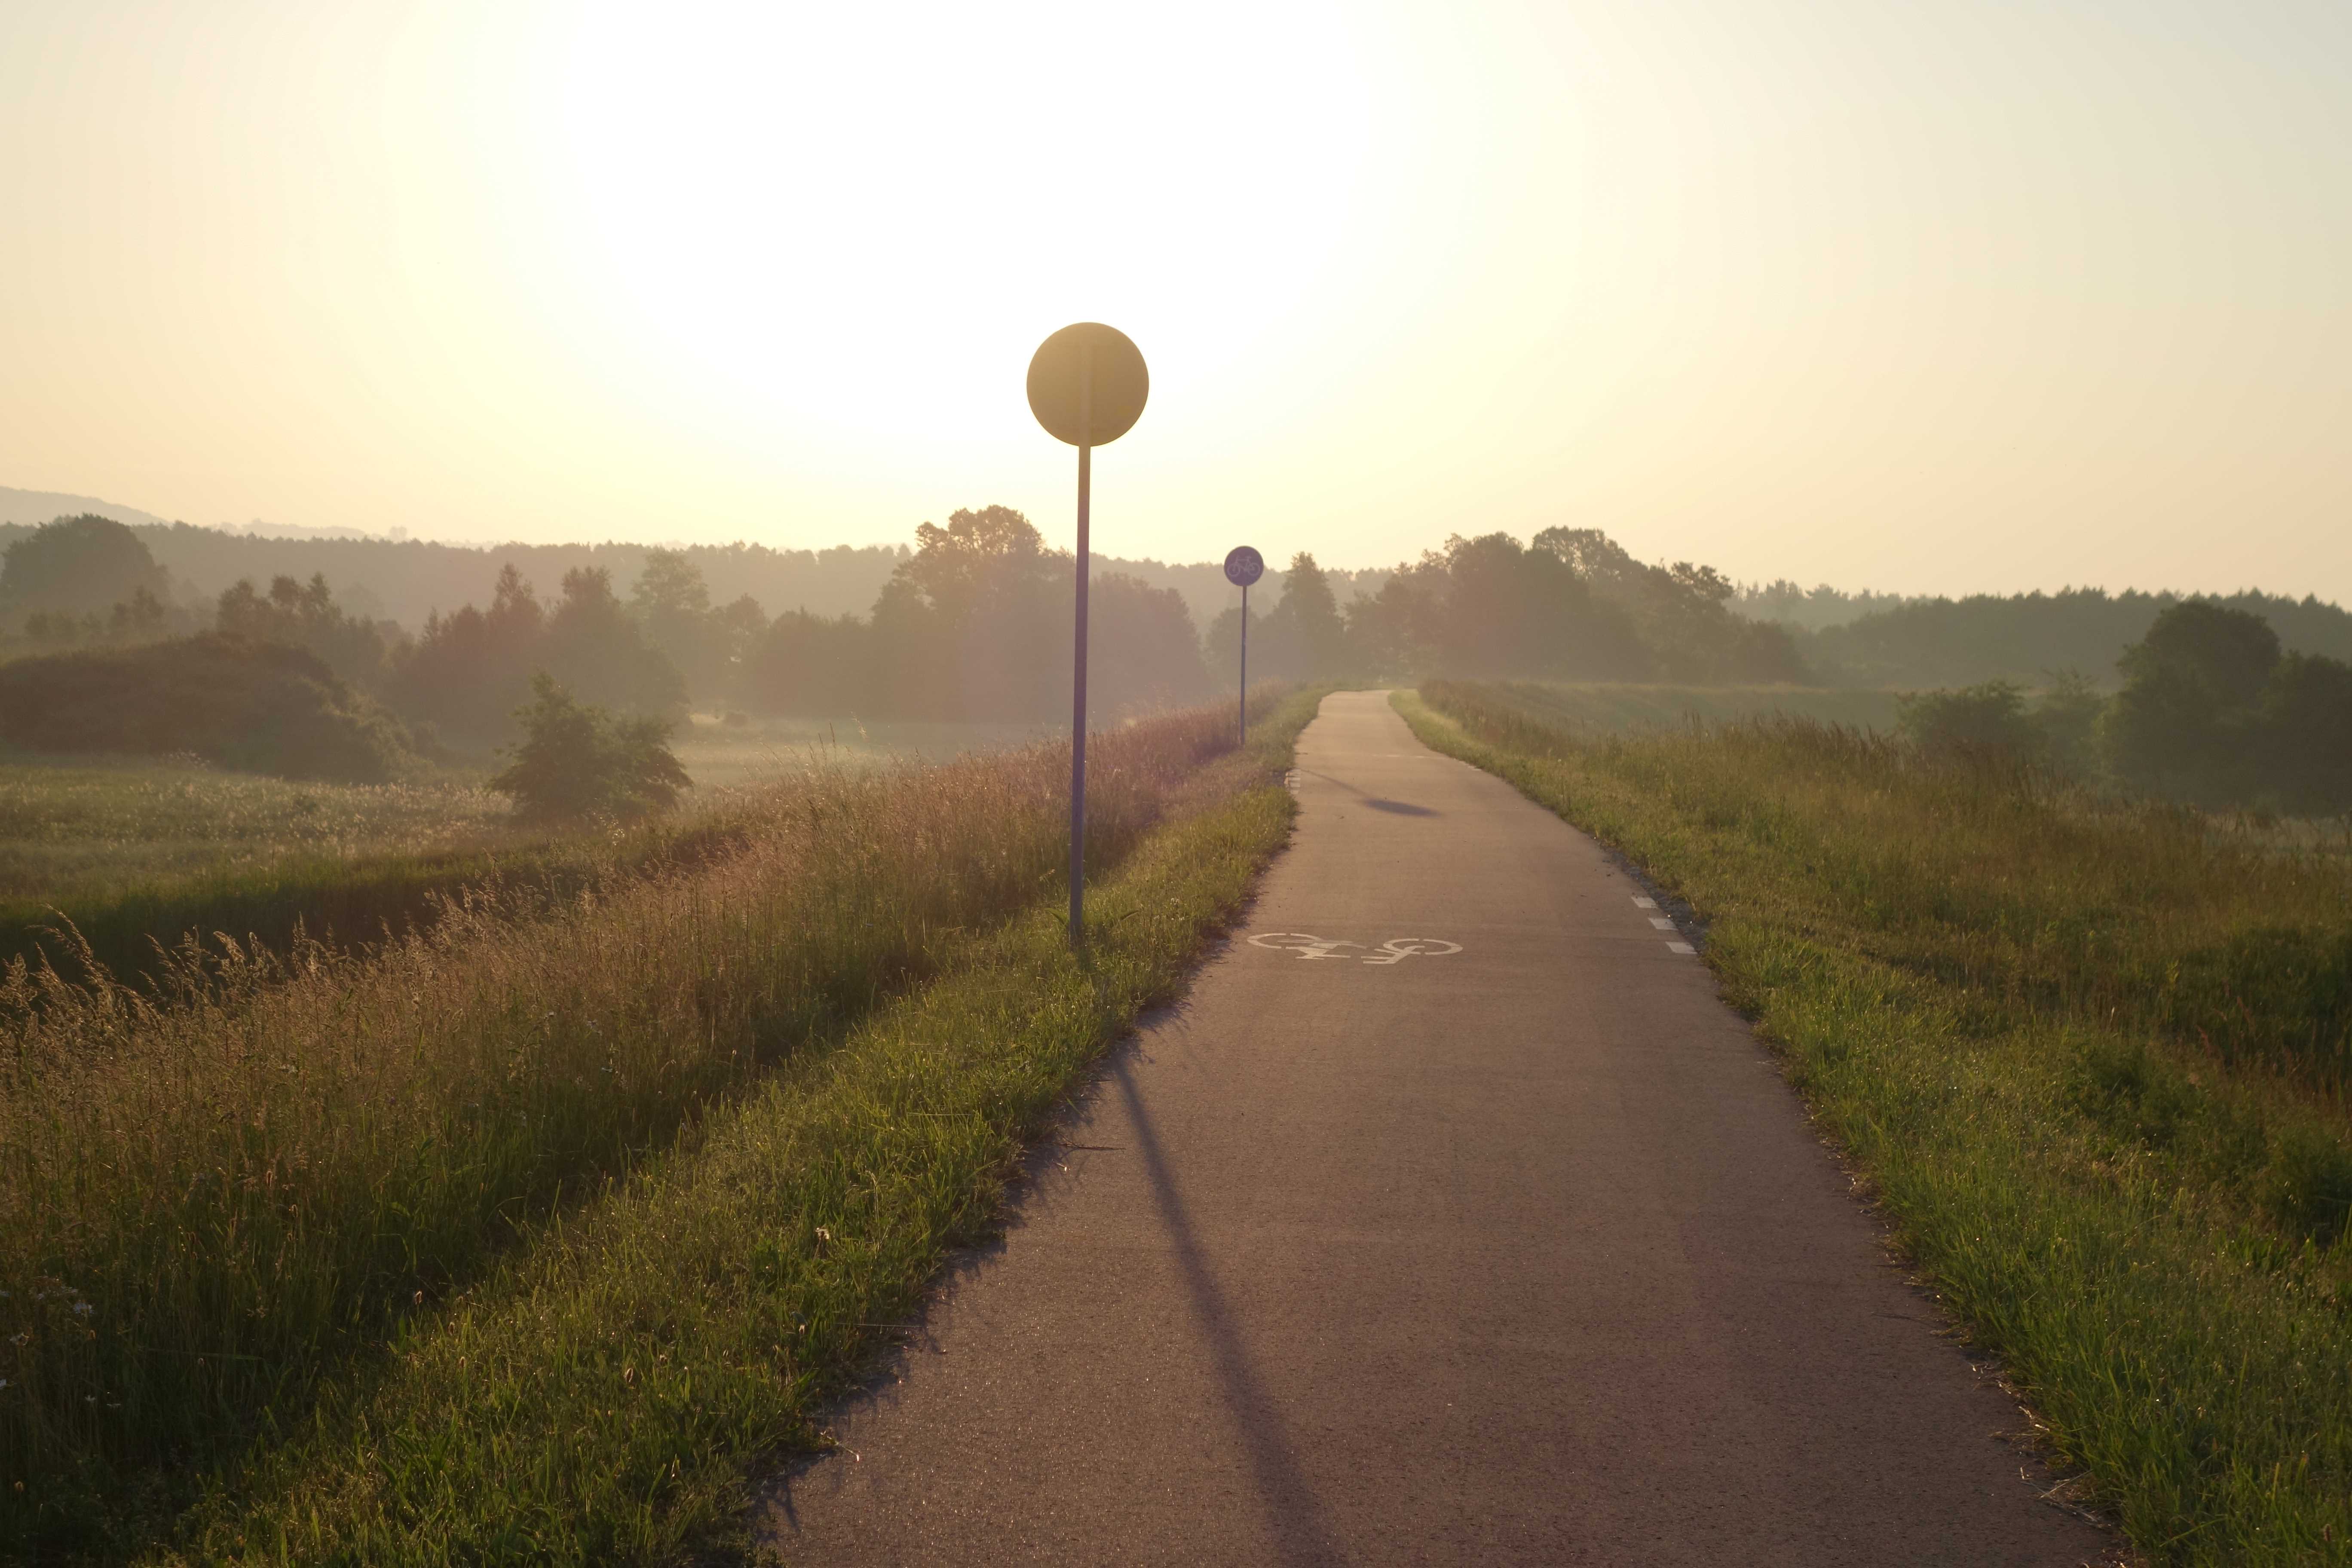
[6, 504, 2352, 760]
[1784, 588, 2352, 689]
[0, 505, 1386, 635]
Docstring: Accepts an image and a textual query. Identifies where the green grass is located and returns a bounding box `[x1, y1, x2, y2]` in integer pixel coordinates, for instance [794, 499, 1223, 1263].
[1400, 681, 2352, 1566]
[2, 689, 1318, 1563]
[1467, 680, 1904, 737]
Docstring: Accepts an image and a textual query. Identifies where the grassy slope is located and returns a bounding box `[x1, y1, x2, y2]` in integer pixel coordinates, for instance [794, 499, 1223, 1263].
[1396, 683, 2352, 1568]
[1476, 680, 1904, 737]
[49, 690, 1318, 1565]
[6, 701, 1286, 1558]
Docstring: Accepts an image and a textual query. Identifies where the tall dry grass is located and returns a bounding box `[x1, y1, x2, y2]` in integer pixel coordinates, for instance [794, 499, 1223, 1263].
[0, 706, 1234, 1552]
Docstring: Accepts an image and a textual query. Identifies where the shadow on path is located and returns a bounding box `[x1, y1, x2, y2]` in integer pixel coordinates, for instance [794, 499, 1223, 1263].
[1294, 768, 1439, 818]
[1110, 1054, 1348, 1565]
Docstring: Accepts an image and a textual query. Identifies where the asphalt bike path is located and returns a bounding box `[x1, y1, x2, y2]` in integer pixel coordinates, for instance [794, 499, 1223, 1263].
[764, 691, 2110, 1565]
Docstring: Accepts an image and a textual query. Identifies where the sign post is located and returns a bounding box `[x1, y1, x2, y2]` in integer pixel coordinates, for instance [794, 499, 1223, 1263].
[1224, 545, 1263, 746]
[1027, 322, 1148, 950]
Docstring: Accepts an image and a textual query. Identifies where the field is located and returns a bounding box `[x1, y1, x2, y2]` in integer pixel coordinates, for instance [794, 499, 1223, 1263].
[668, 712, 1050, 789]
[0, 758, 512, 906]
[0, 689, 1320, 1562]
[1401, 680, 2352, 1566]
[0, 717, 1056, 986]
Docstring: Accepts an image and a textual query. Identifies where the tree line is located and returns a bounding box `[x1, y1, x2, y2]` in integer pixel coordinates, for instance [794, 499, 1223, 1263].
[1899, 600, 2352, 815]
[8, 512, 2352, 818]
[1207, 530, 1806, 686]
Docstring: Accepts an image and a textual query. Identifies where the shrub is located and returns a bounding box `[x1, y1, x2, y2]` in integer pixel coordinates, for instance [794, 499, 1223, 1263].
[2030, 670, 2107, 775]
[488, 672, 690, 820]
[0, 634, 414, 782]
[1896, 680, 2041, 756]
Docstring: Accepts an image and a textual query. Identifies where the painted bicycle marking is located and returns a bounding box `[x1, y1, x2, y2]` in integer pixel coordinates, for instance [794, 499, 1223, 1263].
[1361, 937, 1463, 965]
[1248, 932, 1464, 965]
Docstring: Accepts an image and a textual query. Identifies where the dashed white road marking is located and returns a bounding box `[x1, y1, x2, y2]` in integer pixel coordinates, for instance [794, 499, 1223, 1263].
[1632, 896, 1657, 909]
[1667, 941, 1697, 955]
[1648, 917, 1676, 931]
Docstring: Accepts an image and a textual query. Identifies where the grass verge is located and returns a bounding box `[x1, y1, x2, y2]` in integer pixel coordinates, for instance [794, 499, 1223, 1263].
[3, 694, 1313, 1559]
[137, 689, 1320, 1565]
[1397, 682, 2352, 1568]
[1, 687, 1319, 1563]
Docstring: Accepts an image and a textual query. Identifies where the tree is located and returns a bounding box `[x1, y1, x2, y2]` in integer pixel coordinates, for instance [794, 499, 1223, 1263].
[899, 505, 1054, 620]
[216, 572, 394, 685]
[2260, 653, 2352, 816]
[1352, 532, 1647, 680]
[541, 567, 688, 719]
[0, 515, 172, 622]
[879, 505, 1063, 719]
[708, 594, 771, 699]
[388, 564, 547, 741]
[487, 672, 690, 820]
[1263, 552, 1348, 679]
[629, 548, 720, 692]
[1088, 573, 1211, 713]
[387, 563, 682, 744]
[745, 610, 875, 715]
[1532, 527, 1805, 683]
[2104, 602, 2280, 804]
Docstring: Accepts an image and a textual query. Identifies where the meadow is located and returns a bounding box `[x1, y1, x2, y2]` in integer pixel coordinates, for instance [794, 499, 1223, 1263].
[667, 711, 1050, 788]
[0, 717, 1044, 986]
[0, 690, 1317, 1562]
[1403, 680, 2352, 1567]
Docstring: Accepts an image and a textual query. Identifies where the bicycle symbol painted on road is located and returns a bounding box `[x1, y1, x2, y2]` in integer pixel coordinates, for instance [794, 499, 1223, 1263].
[1247, 932, 1463, 966]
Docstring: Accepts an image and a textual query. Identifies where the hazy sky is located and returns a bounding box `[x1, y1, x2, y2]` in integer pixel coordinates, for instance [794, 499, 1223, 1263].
[4, 0, 2347, 597]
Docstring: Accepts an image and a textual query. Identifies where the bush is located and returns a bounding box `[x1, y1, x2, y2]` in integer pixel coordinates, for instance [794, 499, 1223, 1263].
[0, 634, 414, 781]
[2030, 670, 2107, 775]
[489, 672, 690, 820]
[1896, 680, 2040, 756]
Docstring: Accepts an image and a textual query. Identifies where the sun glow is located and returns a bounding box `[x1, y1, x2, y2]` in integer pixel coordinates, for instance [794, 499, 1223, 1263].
[3, 0, 2347, 591]
[528, 0, 1379, 467]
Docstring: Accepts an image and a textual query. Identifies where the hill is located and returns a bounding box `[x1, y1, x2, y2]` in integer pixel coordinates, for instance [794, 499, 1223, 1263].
[0, 486, 172, 531]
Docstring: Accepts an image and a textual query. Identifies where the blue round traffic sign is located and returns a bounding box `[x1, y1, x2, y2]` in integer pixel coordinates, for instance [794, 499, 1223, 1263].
[1224, 545, 1264, 588]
